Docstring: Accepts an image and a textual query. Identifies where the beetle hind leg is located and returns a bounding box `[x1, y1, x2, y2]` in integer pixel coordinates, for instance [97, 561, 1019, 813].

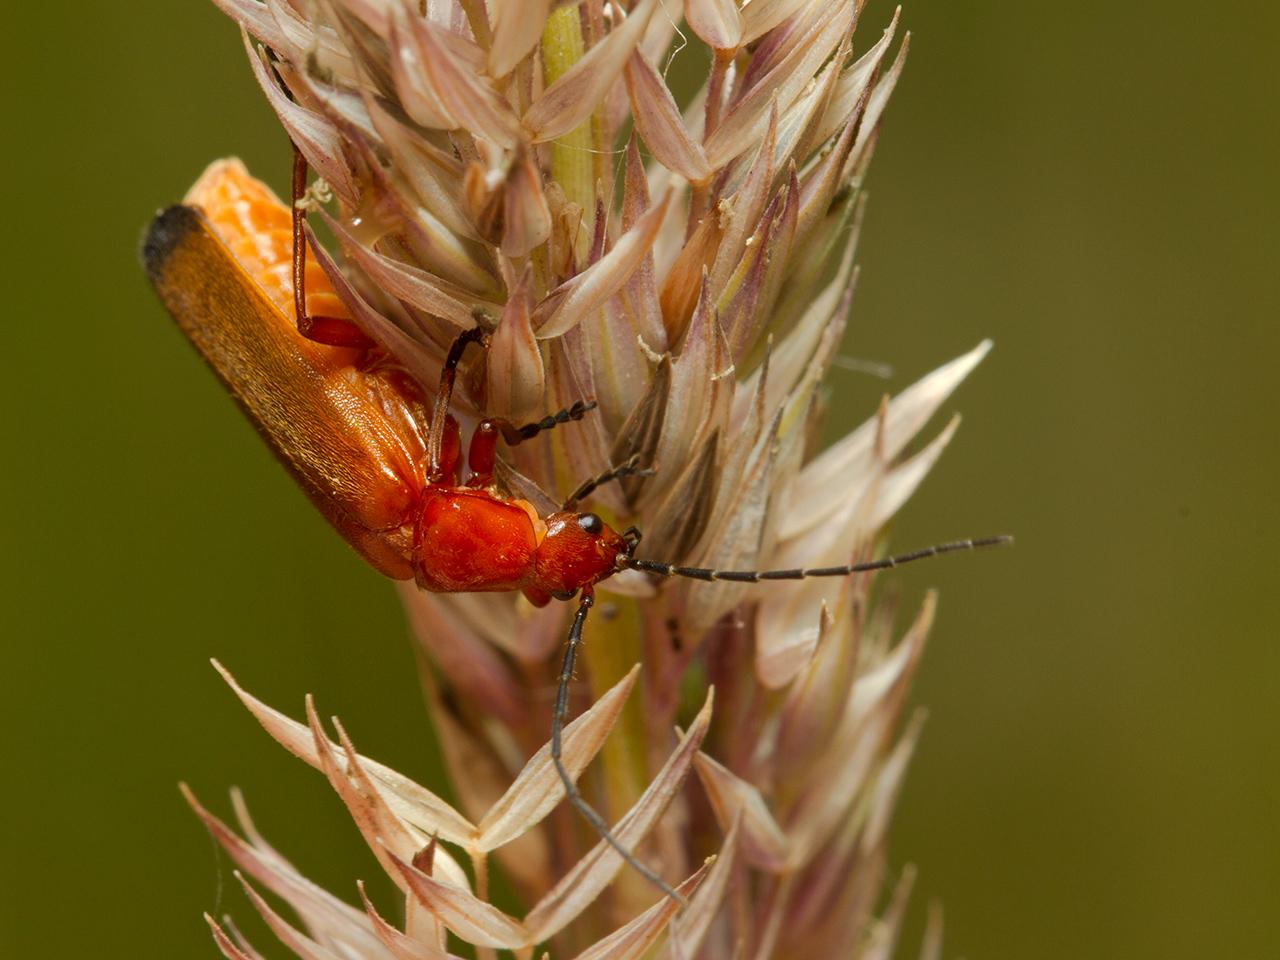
[289, 145, 373, 349]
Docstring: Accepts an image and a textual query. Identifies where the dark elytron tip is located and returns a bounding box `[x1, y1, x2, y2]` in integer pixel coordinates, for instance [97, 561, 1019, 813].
[140, 204, 202, 282]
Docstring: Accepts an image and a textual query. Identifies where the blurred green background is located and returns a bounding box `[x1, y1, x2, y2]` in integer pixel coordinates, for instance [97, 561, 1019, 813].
[2, 1, 1276, 957]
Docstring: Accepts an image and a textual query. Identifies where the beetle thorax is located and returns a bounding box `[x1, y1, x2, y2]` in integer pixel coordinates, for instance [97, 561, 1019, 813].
[412, 488, 541, 593]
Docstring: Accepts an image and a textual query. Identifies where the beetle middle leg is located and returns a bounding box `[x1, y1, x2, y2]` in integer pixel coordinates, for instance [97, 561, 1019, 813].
[424, 327, 600, 485]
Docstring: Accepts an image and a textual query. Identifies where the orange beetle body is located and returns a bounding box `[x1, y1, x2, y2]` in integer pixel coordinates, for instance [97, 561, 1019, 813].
[145, 160, 625, 604]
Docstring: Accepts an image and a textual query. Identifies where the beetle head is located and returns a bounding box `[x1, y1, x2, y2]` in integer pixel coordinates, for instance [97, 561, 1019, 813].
[533, 511, 630, 599]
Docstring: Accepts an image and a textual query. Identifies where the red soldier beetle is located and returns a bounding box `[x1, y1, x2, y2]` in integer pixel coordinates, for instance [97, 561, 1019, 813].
[144, 150, 1009, 905]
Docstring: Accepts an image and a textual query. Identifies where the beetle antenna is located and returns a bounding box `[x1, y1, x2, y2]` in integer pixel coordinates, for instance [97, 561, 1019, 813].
[551, 587, 688, 907]
[625, 535, 1013, 582]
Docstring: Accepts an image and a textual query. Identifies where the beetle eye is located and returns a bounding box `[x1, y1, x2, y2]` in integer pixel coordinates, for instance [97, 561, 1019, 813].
[578, 513, 604, 536]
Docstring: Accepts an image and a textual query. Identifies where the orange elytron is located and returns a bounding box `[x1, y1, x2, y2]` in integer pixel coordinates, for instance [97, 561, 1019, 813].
[144, 153, 1008, 901]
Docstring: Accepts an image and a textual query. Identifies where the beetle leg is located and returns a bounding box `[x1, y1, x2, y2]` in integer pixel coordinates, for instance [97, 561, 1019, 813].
[425, 327, 488, 481]
[289, 145, 373, 349]
[550, 586, 687, 906]
[466, 419, 501, 486]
